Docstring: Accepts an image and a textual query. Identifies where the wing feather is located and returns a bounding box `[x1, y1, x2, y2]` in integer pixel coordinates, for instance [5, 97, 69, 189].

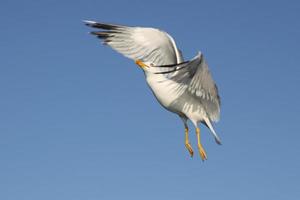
[84, 20, 183, 65]
[154, 52, 220, 121]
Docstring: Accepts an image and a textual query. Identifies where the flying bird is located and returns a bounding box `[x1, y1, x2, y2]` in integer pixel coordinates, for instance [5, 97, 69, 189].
[84, 20, 221, 160]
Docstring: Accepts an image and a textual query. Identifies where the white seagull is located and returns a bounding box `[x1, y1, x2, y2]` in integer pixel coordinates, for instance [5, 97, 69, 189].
[84, 20, 221, 160]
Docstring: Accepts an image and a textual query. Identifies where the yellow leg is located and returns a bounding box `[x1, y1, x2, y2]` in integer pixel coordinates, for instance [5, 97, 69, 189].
[185, 127, 194, 157]
[196, 127, 207, 161]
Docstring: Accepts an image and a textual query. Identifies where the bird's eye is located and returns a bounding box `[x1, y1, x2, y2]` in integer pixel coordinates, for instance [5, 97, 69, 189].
[150, 63, 154, 67]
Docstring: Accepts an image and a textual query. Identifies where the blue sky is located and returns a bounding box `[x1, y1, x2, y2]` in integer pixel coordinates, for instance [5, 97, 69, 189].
[1, 0, 300, 199]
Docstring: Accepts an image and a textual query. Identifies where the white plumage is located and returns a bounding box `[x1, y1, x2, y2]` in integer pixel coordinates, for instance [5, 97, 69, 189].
[84, 20, 221, 160]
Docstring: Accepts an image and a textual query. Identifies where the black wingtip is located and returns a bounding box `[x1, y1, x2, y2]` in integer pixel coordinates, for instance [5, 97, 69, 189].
[154, 61, 189, 74]
[90, 31, 115, 40]
[83, 20, 119, 30]
[83, 20, 96, 27]
[153, 61, 189, 68]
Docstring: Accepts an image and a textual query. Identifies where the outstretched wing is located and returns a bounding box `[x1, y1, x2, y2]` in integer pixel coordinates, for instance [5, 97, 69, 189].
[154, 52, 220, 122]
[84, 20, 183, 65]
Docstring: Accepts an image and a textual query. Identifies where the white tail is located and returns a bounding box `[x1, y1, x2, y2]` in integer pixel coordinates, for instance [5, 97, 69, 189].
[204, 117, 222, 145]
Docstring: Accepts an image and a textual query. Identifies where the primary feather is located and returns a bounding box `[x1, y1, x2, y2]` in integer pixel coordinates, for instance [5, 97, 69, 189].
[84, 20, 183, 65]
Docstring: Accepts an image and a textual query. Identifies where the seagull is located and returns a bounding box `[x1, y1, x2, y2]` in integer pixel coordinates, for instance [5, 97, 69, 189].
[84, 20, 221, 160]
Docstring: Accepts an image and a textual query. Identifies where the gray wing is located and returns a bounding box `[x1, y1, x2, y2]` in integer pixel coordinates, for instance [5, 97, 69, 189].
[154, 52, 220, 122]
[84, 20, 183, 65]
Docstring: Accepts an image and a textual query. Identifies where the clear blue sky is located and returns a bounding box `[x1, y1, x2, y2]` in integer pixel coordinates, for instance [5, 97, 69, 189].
[1, 0, 300, 199]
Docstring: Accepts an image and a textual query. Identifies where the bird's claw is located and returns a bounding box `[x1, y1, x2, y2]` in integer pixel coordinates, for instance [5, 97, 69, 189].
[185, 143, 194, 157]
[198, 145, 207, 161]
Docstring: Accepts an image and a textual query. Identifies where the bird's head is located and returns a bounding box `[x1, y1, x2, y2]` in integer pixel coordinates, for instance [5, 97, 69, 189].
[135, 60, 153, 72]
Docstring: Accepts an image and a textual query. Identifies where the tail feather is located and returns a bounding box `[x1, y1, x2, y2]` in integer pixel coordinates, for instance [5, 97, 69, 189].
[203, 118, 222, 145]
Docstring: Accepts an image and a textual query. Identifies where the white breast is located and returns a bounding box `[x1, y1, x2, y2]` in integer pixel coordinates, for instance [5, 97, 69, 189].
[145, 73, 186, 112]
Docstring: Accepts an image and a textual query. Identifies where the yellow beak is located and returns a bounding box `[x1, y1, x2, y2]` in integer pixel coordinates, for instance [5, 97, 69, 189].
[135, 60, 148, 69]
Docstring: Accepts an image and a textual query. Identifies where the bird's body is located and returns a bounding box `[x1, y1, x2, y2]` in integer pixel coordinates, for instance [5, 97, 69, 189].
[145, 66, 210, 122]
[84, 20, 221, 160]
